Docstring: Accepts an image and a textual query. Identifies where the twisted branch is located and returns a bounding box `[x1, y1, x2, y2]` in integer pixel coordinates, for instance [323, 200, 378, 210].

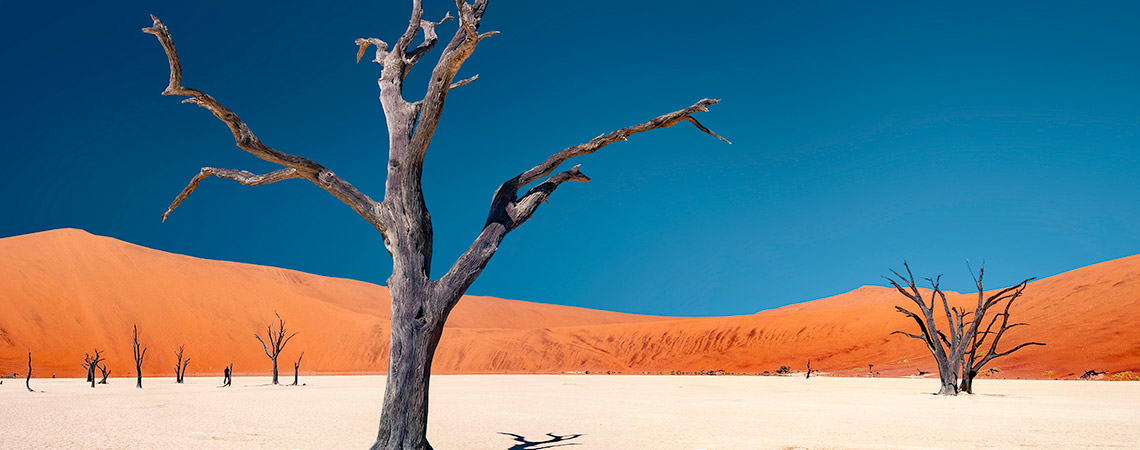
[143, 16, 386, 235]
[436, 99, 727, 307]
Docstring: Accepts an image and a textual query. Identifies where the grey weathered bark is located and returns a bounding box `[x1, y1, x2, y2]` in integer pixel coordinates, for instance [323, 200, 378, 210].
[145, 2, 725, 448]
[958, 266, 1044, 394]
[132, 325, 148, 389]
[886, 263, 968, 395]
[887, 262, 1042, 395]
[173, 344, 190, 383]
[254, 312, 298, 385]
[292, 351, 305, 386]
[26, 351, 33, 392]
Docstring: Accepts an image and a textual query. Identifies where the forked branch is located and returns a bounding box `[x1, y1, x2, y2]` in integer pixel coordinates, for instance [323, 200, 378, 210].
[436, 99, 727, 306]
[143, 16, 386, 235]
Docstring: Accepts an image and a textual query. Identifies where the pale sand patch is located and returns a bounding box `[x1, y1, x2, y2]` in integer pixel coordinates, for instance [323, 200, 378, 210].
[0, 375, 1137, 449]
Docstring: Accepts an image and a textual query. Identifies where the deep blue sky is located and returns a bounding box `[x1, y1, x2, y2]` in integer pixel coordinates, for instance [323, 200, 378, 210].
[2, 1, 1139, 316]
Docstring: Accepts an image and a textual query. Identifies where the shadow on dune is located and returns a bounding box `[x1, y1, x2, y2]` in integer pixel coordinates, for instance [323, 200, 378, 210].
[498, 432, 583, 449]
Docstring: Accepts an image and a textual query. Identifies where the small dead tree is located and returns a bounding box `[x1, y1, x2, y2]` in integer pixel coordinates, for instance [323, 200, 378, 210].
[132, 325, 148, 389]
[805, 360, 812, 379]
[26, 351, 34, 392]
[254, 312, 298, 385]
[145, 2, 725, 447]
[81, 349, 105, 388]
[173, 345, 190, 383]
[1080, 370, 1106, 380]
[292, 351, 305, 386]
[98, 363, 110, 384]
[887, 262, 1042, 395]
[958, 266, 1044, 394]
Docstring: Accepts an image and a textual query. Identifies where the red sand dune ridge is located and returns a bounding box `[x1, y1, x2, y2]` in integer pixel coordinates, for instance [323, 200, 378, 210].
[1, 229, 1137, 379]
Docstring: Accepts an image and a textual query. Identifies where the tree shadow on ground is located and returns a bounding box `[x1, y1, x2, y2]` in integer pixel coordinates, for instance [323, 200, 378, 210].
[498, 432, 583, 450]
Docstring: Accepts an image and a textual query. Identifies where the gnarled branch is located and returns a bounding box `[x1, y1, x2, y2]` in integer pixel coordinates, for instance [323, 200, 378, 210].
[517, 99, 725, 188]
[163, 167, 298, 222]
[436, 100, 727, 307]
[143, 16, 387, 235]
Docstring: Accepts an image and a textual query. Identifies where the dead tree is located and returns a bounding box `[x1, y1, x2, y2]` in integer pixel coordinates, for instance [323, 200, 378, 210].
[253, 312, 298, 385]
[958, 266, 1044, 394]
[886, 263, 970, 395]
[292, 351, 305, 386]
[805, 360, 812, 379]
[81, 358, 93, 384]
[887, 262, 1042, 395]
[173, 345, 190, 383]
[81, 349, 105, 388]
[132, 325, 148, 389]
[26, 351, 33, 392]
[144, 2, 725, 447]
[1080, 370, 1106, 380]
[98, 363, 110, 384]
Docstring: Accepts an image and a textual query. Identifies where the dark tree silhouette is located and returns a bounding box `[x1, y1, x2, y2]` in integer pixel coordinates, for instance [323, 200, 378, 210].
[291, 351, 305, 386]
[98, 363, 110, 384]
[144, 2, 724, 447]
[132, 325, 148, 388]
[26, 351, 34, 392]
[81, 349, 105, 388]
[81, 354, 94, 384]
[805, 360, 812, 379]
[173, 344, 190, 383]
[254, 312, 298, 385]
[886, 262, 1043, 395]
[957, 265, 1045, 394]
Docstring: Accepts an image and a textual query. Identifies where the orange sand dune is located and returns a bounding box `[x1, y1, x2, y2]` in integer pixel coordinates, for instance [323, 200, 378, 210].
[1, 229, 1137, 380]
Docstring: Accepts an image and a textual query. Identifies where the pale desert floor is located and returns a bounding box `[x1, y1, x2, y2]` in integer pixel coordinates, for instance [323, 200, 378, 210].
[1, 375, 1137, 449]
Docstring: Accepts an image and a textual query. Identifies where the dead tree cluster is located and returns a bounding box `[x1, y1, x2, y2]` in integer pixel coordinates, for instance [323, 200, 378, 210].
[81, 349, 105, 388]
[887, 262, 1045, 395]
[145, 1, 724, 447]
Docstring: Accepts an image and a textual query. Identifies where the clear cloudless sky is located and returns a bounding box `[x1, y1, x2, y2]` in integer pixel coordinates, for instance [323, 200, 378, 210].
[2, 0, 1139, 316]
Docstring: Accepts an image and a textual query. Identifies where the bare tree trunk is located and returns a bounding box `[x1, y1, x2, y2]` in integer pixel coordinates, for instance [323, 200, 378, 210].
[292, 351, 304, 386]
[26, 351, 33, 392]
[173, 345, 190, 383]
[132, 325, 148, 389]
[373, 306, 444, 450]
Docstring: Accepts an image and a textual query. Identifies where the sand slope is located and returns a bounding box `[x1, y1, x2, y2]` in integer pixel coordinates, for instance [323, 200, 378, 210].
[1, 229, 1137, 379]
